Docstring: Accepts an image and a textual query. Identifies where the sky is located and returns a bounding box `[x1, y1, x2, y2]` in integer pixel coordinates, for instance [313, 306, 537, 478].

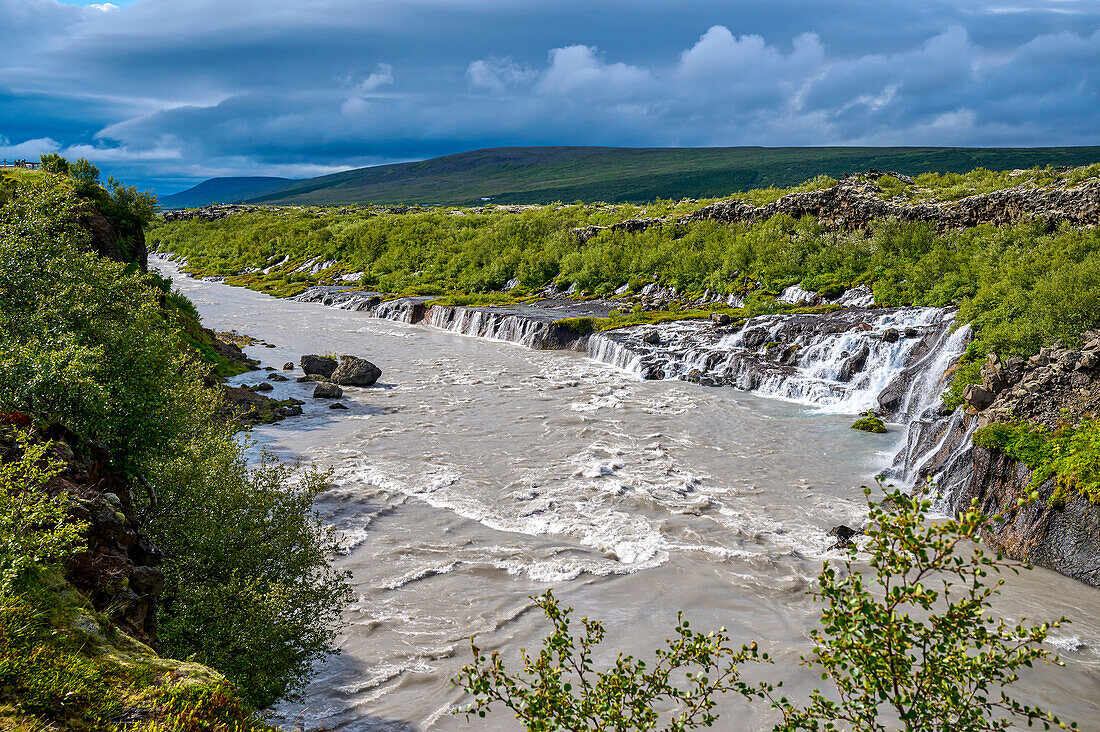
[3, 0, 1100, 194]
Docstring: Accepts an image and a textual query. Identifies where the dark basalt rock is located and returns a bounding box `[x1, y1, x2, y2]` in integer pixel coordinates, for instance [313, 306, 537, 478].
[313, 382, 343, 399]
[331, 355, 382, 387]
[301, 354, 338, 378]
[827, 524, 863, 550]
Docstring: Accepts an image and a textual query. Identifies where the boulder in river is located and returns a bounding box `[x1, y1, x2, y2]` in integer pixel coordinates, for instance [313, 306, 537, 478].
[301, 354, 338, 378]
[313, 382, 343, 399]
[331, 355, 382, 386]
[827, 524, 863, 550]
[641, 330, 661, 345]
[297, 374, 327, 383]
[268, 373, 289, 382]
[329, 402, 349, 410]
[283, 362, 295, 370]
[250, 382, 274, 392]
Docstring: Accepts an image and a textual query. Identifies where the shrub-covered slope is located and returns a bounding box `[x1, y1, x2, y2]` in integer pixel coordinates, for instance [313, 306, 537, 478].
[1, 162, 352, 728]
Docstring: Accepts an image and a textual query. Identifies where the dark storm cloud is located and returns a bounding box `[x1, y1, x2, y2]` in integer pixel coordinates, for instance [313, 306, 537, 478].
[2, 0, 1099, 191]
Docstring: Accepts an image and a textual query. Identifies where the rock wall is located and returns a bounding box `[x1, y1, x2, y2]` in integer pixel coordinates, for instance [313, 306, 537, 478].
[23, 425, 166, 647]
[573, 175, 1100, 242]
[951, 445, 1100, 587]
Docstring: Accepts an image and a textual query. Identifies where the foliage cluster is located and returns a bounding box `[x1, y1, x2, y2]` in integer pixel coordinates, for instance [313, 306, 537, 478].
[974, 418, 1100, 506]
[0, 167, 351, 710]
[459, 489, 1075, 731]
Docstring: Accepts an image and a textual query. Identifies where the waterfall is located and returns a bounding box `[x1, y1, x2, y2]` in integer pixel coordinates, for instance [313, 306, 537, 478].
[586, 307, 958, 415]
[425, 306, 567, 349]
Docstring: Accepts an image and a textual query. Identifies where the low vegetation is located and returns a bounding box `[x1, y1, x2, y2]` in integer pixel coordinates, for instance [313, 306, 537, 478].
[458, 489, 1076, 731]
[974, 418, 1100, 506]
[851, 410, 887, 433]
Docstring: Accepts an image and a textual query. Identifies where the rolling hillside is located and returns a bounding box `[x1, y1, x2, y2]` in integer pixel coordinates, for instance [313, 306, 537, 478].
[159, 176, 296, 209]
[166, 146, 1100, 208]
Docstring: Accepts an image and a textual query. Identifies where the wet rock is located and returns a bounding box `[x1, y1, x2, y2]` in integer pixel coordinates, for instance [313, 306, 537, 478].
[283, 362, 295, 370]
[301, 354, 338, 378]
[329, 402, 349, 410]
[274, 404, 303, 418]
[903, 327, 920, 338]
[313, 382, 343, 399]
[882, 328, 900, 343]
[250, 382, 274, 392]
[297, 374, 327, 383]
[331, 355, 382, 387]
[827, 524, 863, 550]
[267, 373, 289, 382]
[641, 330, 661, 345]
[710, 312, 731, 326]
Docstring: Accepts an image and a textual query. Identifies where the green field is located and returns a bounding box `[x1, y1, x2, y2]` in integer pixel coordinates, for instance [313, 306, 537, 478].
[251, 146, 1100, 206]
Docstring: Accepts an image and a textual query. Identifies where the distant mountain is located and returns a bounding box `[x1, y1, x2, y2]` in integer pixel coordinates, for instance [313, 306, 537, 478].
[158, 176, 297, 209]
[162, 147, 1100, 209]
[245, 146, 1100, 207]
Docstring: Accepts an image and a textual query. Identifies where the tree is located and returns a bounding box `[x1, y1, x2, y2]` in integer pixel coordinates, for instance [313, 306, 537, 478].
[759, 487, 1075, 731]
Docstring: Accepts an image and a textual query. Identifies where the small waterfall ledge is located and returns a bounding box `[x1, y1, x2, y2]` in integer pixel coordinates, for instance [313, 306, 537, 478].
[292, 284, 977, 503]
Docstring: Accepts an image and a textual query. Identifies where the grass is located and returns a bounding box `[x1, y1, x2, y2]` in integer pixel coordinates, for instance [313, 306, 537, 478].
[166, 146, 1100, 208]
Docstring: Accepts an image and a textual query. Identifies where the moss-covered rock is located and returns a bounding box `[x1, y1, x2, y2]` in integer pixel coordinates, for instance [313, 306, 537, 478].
[852, 411, 887, 433]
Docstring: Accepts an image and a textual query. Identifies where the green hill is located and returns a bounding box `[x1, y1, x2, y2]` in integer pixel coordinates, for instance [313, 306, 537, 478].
[160, 176, 296, 209]
[239, 146, 1100, 206]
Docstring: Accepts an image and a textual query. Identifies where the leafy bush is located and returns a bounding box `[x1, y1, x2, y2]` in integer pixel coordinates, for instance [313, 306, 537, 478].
[759, 488, 1073, 731]
[0, 431, 86, 595]
[149, 434, 352, 708]
[458, 489, 1075, 731]
[457, 590, 764, 730]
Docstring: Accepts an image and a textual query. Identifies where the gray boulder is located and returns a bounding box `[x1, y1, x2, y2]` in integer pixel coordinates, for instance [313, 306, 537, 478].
[301, 354, 338, 378]
[331, 355, 382, 386]
[313, 382, 343, 399]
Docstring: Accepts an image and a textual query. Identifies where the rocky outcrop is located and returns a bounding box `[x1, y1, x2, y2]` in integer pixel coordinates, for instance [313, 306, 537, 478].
[216, 385, 303, 425]
[163, 204, 262, 222]
[4, 425, 166, 647]
[572, 176, 1100, 241]
[331, 355, 381, 386]
[951, 445, 1100, 587]
[965, 334, 1100, 427]
[78, 206, 149, 271]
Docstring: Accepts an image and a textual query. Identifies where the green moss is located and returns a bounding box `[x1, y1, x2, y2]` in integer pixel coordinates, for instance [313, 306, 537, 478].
[851, 411, 887, 434]
[973, 418, 1100, 506]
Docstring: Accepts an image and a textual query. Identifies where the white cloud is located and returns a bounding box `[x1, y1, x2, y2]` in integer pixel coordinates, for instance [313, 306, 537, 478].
[355, 63, 394, 93]
[466, 57, 537, 94]
[0, 136, 61, 158]
[86, 3, 119, 12]
[535, 45, 651, 100]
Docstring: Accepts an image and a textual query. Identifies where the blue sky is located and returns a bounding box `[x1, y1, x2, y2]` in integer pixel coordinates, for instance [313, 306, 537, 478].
[3, 0, 1100, 193]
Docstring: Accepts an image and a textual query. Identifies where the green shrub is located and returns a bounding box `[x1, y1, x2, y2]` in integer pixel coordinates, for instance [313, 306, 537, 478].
[0, 432, 87, 595]
[150, 436, 353, 708]
[974, 418, 1100, 506]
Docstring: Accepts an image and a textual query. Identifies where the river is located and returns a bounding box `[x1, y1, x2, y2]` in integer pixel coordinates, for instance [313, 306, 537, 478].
[155, 257, 1100, 731]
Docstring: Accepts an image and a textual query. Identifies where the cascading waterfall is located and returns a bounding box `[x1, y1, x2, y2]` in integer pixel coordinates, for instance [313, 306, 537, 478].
[293, 280, 977, 503]
[586, 307, 959, 416]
